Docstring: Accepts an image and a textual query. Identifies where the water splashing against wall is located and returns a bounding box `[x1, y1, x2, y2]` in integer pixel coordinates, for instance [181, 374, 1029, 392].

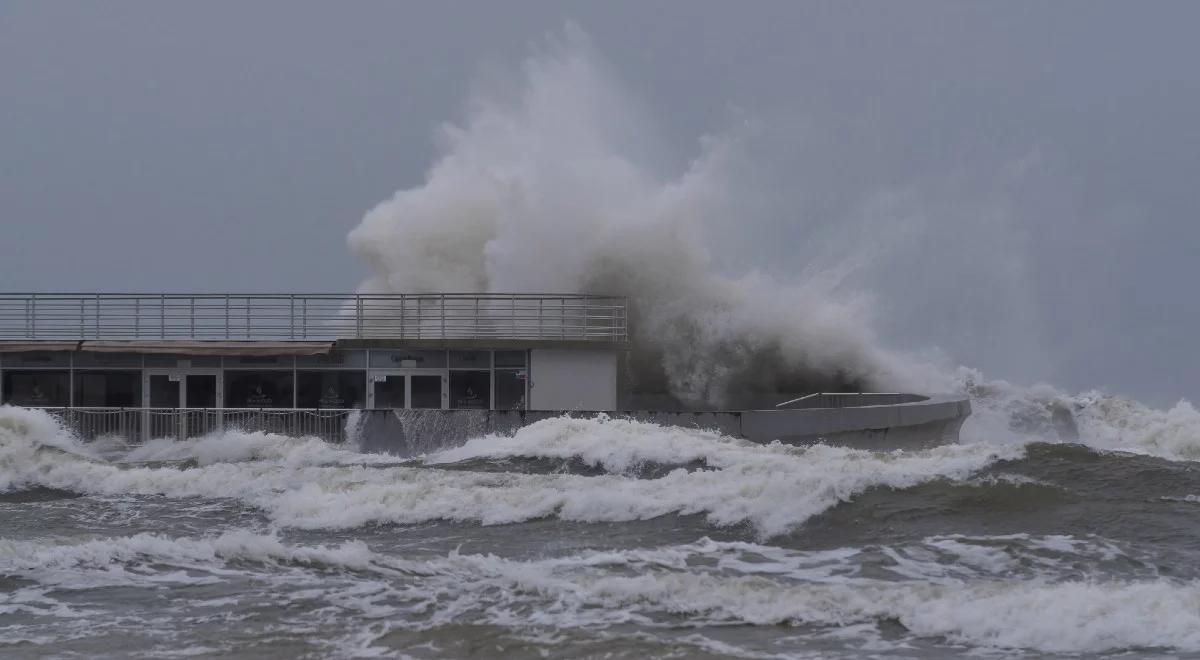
[347, 26, 943, 407]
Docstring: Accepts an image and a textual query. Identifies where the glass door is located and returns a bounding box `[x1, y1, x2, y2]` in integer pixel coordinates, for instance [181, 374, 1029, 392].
[144, 370, 222, 409]
[143, 370, 222, 440]
[372, 374, 407, 408]
[185, 374, 218, 408]
[370, 371, 447, 409]
[409, 374, 443, 409]
[147, 372, 181, 408]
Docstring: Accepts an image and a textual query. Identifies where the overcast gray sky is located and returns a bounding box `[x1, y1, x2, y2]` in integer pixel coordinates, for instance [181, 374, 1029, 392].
[2, 1, 1198, 405]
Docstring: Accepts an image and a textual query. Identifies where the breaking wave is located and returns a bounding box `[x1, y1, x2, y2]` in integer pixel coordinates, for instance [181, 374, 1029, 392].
[957, 368, 1200, 462]
[0, 406, 1012, 537]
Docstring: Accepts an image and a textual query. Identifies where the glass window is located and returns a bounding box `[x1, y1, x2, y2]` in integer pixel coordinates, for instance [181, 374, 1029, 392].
[74, 371, 141, 407]
[73, 352, 143, 368]
[369, 350, 446, 369]
[186, 374, 218, 408]
[494, 350, 526, 368]
[2, 371, 70, 406]
[224, 355, 293, 368]
[449, 350, 490, 369]
[410, 375, 443, 409]
[494, 370, 527, 410]
[373, 374, 405, 408]
[224, 371, 294, 408]
[296, 350, 367, 368]
[449, 371, 490, 409]
[148, 374, 180, 408]
[144, 354, 221, 368]
[297, 371, 366, 409]
[5, 352, 70, 368]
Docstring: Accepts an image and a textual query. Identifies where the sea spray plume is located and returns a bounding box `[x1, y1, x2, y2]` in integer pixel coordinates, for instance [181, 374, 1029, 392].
[347, 25, 935, 407]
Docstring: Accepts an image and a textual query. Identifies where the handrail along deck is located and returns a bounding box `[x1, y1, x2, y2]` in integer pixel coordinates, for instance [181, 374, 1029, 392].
[0, 293, 629, 343]
[41, 407, 360, 444]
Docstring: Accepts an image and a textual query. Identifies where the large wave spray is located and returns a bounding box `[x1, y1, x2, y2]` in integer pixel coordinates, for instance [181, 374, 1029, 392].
[347, 26, 943, 407]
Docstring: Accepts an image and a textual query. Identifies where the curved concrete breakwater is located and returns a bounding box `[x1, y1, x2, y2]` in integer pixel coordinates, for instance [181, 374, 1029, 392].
[355, 392, 972, 456]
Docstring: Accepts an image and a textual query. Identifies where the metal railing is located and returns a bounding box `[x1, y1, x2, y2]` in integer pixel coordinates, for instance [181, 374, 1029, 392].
[0, 293, 628, 343]
[774, 392, 928, 409]
[44, 407, 359, 444]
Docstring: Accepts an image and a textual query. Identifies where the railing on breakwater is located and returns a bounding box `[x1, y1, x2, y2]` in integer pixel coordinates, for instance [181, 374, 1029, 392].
[774, 392, 928, 409]
[0, 293, 628, 343]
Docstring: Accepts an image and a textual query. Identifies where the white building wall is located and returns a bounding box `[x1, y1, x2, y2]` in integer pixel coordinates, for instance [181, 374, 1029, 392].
[528, 348, 617, 411]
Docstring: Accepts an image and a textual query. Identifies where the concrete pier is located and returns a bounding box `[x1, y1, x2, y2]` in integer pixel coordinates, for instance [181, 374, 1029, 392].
[354, 393, 972, 455]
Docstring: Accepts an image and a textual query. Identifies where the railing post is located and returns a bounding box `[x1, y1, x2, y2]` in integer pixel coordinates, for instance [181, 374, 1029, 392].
[289, 294, 295, 340]
[79, 298, 85, 338]
[400, 293, 405, 339]
[160, 294, 165, 339]
[225, 295, 230, 339]
[95, 293, 100, 338]
[245, 296, 251, 339]
[190, 296, 195, 338]
[302, 297, 308, 339]
[134, 297, 140, 338]
[356, 295, 364, 339]
[538, 297, 543, 339]
[441, 294, 446, 339]
[624, 298, 629, 341]
[618, 298, 624, 341]
[29, 294, 35, 338]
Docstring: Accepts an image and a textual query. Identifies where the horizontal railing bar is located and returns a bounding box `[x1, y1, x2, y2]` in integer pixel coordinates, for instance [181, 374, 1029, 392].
[0, 293, 622, 299]
[0, 292, 629, 342]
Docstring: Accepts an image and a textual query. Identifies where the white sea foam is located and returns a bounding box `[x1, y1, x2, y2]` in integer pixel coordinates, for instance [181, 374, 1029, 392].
[1074, 394, 1200, 460]
[956, 369, 1200, 461]
[0, 530, 404, 583]
[4, 526, 1195, 654]
[0, 408, 1012, 536]
[422, 536, 1200, 654]
[504, 568, 1200, 653]
[120, 430, 387, 468]
[425, 414, 784, 472]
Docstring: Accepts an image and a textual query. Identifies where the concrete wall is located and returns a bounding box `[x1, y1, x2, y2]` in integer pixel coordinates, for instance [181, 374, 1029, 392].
[353, 394, 972, 456]
[528, 348, 617, 411]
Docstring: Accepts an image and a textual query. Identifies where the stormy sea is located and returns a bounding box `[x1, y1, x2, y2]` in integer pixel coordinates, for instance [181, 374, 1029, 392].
[3, 383, 1200, 659]
[7, 384, 1200, 660]
[7, 26, 1200, 660]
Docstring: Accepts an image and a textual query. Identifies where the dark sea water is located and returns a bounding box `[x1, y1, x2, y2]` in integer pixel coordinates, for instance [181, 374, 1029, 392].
[3, 404, 1200, 659]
